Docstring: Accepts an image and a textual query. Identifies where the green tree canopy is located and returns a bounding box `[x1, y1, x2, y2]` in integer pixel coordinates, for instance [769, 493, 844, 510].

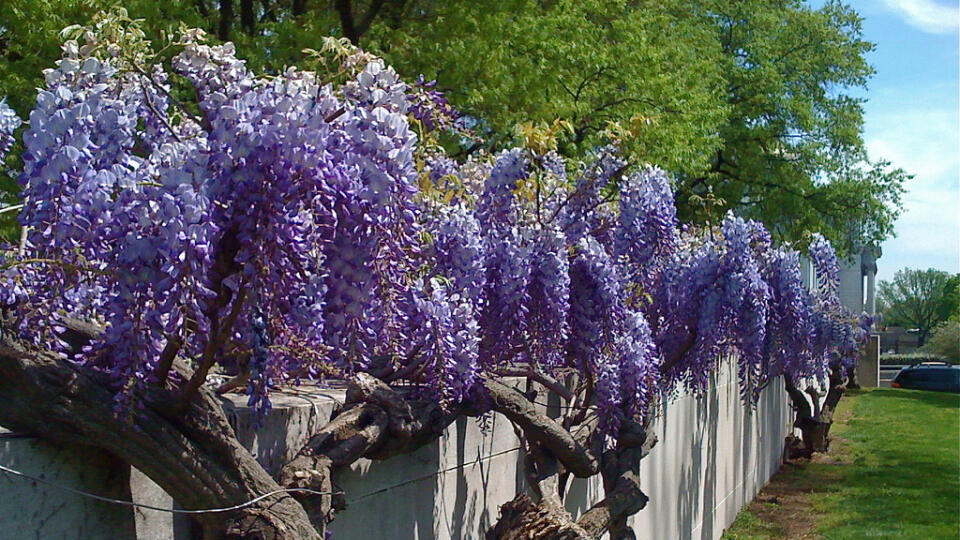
[0, 0, 907, 252]
[920, 320, 959, 364]
[879, 268, 959, 347]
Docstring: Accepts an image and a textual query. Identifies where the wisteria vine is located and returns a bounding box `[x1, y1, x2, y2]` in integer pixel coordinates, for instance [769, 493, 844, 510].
[0, 25, 868, 445]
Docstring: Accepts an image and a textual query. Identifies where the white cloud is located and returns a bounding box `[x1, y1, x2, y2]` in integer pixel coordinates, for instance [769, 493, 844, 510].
[865, 108, 959, 187]
[878, 0, 960, 34]
[877, 187, 959, 281]
[866, 101, 960, 281]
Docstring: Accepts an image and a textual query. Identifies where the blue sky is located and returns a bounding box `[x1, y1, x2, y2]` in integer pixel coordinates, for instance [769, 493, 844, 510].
[845, 0, 959, 282]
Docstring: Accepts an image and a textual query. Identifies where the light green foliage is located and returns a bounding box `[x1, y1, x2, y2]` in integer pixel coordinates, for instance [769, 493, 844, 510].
[920, 320, 960, 364]
[674, 0, 907, 253]
[879, 268, 959, 346]
[0, 0, 907, 252]
[368, 0, 727, 178]
[937, 274, 960, 322]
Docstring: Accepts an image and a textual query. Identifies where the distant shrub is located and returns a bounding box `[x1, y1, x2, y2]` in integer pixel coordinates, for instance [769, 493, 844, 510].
[880, 352, 952, 365]
[920, 320, 960, 364]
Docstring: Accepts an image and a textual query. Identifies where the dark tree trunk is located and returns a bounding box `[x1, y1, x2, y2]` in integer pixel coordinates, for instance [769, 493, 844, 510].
[334, 0, 360, 44]
[292, 0, 307, 16]
[333, 0, 387, 45]
[240, 0, 256, 34]
[0, 341, 320, 540]
[278, 374, 461, 531]
[486, 409, 657, 540]
[219, 0, 234, 41]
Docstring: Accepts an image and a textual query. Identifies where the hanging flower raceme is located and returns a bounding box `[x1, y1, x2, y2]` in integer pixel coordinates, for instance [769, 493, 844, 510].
[809, 233, 840, 296]
[614, 166, 680, 291]
[805, 235, 868, 370]
[429, 204, 487, 309]
[0, 99, 20, 164]
[401, 278, 481, 407]
[567, 236, 627, 431]
[1, 23, 869, 436]
[525, 226, 570, 369]
[558, 146, 625, 245]
[759, 247, 819, 382]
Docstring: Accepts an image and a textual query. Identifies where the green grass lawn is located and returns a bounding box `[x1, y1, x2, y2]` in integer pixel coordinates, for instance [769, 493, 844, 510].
[723, 387, 960, 540]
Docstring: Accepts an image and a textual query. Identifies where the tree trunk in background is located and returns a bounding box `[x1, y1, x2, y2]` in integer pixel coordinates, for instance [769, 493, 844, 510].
[292, 0, 307, 16]
[240, 0, 256, 35]
[219, 0, 234, 41]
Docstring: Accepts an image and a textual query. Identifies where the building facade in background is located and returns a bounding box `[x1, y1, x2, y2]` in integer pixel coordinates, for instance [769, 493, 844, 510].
[800, 244, 881, 316]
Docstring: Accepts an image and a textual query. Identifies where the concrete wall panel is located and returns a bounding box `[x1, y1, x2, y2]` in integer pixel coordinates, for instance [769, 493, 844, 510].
[1, 361, 791, 540]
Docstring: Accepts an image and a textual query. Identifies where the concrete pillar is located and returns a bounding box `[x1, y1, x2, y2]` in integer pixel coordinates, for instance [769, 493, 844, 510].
[860, 245, 880, 316]
[857, 334, 880, 388]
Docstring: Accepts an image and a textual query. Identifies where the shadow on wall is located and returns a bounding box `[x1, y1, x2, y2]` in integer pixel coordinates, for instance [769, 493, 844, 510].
[674, 370, 720, 540]
[0, 365, 789, 540]
[332, 406, 521, 540]
[0, 432, 137, 539]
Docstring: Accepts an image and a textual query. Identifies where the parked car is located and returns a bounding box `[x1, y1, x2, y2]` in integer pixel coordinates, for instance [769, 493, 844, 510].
[891, 362, 960, 393]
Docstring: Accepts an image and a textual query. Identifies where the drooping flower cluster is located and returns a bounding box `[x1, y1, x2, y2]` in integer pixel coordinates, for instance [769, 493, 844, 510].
[758, 247, 819, 381]
[806, 235, 865, 369]
[614, 166, 679, 291]
[3, 32, 425, 412]
[558, 146, 624, 245]
[408, 75, 460, 132]
[0, 24, 868, 438]
[0, 99, 20, 164]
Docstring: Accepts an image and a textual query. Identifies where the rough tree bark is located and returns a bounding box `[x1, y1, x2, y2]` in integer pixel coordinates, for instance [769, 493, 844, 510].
[485, 411, 658, 540]
[785, 366, 847, 459]
[278, 373, 462, 533]
[1, 321, 661, 539]
[277, 372, 644, 538]
[0, 338, 320, 539]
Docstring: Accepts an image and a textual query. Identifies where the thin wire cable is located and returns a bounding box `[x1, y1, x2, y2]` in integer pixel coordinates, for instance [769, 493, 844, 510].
[346, 445, 522, 505]
[0, 464, 334, 515]
[0, 442, 529, 513]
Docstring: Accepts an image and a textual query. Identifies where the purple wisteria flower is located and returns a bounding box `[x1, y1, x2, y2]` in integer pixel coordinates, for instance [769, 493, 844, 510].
[2, 25, 868, 434]
[0, 99, 20, 164]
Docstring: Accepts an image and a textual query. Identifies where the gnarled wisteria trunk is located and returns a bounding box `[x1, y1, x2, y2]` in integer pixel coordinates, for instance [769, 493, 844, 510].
[784, 366, 848, 458]
[0, 14, 870, 540]
[0, 336, 320, 540]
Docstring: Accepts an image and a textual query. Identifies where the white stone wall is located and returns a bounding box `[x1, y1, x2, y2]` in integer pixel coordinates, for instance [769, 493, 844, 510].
[328, 361, 790, 540]
[0, 431, 137, 539]
[0, 361, 791, 540]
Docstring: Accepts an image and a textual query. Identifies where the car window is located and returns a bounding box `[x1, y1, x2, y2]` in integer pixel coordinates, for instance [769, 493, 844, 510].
[909, 368, 956, 381]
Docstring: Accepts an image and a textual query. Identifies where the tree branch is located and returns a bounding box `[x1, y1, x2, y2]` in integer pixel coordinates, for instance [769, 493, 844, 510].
[0, 340, 319, 539]
[480, 377, 598, 477]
